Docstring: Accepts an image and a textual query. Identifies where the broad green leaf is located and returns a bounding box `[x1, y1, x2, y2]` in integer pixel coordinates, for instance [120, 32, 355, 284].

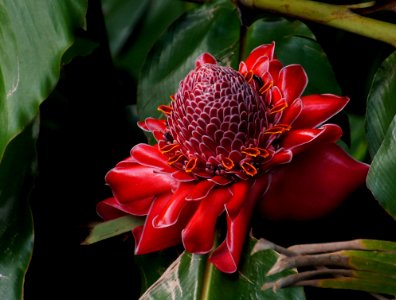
[137, 0, 240, 121]
[101, 0, 148, 55]
[367, 115, 396, 219]
[0, 120, 38, 299]
[102, 0, 191, 79]
[81, 215, 145, 245]
[140, 238, 305, 300]
[0, 0, 88, 163]
[366, 51, 396, 157]
[244, 17, 341, 95]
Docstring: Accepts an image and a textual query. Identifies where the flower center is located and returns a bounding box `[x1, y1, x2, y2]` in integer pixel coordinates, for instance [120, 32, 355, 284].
[158, 63, 284, 179]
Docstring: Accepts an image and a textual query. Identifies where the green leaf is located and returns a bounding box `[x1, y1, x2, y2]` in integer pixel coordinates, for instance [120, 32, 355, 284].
[81, 215, 145, 245]
[0, 120, 38, 299]
[0, 0, 88, 163]
[366, 51, 396, 158]
[140, 238, 305, 299]
[243, 17, 341, 95]
[102, 0, 192, 79]
[367, 115, 396, 219]
[137, 0, 240, 121]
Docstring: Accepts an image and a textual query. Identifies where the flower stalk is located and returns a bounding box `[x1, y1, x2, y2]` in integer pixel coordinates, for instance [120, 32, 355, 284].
[239, 0, 396, 47]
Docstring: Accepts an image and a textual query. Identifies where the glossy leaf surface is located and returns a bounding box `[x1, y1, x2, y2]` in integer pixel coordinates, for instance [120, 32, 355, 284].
[82, 215, 145, 245]
[367, 116, 396, 219]
[102, 0, 190, 79]
[0, 0, 88, 162]
[140, 238, 305, 300]
[0, 121, 37, 299]
[366, 51, 396, 157]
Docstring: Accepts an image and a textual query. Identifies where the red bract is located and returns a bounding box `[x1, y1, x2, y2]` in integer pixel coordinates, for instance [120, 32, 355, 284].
[97, 42, 369, 273]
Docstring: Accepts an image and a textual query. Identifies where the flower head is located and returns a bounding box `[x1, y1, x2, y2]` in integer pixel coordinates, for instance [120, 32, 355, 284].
[97, 42, 368, 273]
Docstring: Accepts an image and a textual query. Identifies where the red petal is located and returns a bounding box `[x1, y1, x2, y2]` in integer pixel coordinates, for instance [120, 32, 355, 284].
[209, 175, 269, 273]
[268, 59, 283, 85]
[277, 65, 308, 103]
[153, 183, 193, 227]
[245, 42, 276, 70]
[258, 143, 369, 220]
[280, 98, 302, 125]
[182, 187, 231, 254]
[281, 124, 342, 155]
[96, 198, 128, 220]
[105, 160, 176, 204]
[186, 180, 217, 201]
[131, 143, 174, 172]
[208, 175, 233, 186]
[134, 193, 197, 254]
[293, 94, 349, 129]
[261, 148, 293, 170]
[171, 170, 195, 182]
[196, 53, 217, 68]
[238, 61, 248, 74]
[225, 180, 251, 218]
[97, 196, 154, 219]
[251, 56, 270, 77]
[138, 117, 166, 133]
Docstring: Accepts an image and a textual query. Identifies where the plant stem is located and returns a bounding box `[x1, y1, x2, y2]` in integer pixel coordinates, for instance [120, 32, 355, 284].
[239, 0, 396, 47]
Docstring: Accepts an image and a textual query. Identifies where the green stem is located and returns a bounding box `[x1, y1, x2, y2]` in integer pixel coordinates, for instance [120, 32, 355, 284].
[239, 0, 396, 47]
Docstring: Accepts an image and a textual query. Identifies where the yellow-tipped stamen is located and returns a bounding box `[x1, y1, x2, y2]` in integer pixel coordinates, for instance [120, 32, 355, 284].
[169, 95, 175, 102]
[168, 153, 184, 165]
[264, 124, 291, 135]
[244, 71, 254, 84]
[160, 143, 180, 154]
[185, 157, 198, 173]
[270, 99, 288, 114]
[259, 80, 273, 94]
[241, 147, 261, 157]
[241, 162, 258, 176]
[158, 104, 173, 115]
[257, 147, 270, 158]
[222, 157, 235, 171]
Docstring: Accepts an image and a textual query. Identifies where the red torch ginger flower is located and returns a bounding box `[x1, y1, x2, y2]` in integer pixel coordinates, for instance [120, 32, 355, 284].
[97, 42, 369, 273]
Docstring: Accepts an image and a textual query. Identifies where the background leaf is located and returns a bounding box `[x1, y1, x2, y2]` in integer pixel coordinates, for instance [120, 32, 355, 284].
[102, 0, 193, 79]
[0, 0, 88, 162]
[366, 51, 396, 157]
[367, 115, 396, 219]
[137, 0, 241, 121]
[366, 51, 396, 219]
[0, 120, 38, 299]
